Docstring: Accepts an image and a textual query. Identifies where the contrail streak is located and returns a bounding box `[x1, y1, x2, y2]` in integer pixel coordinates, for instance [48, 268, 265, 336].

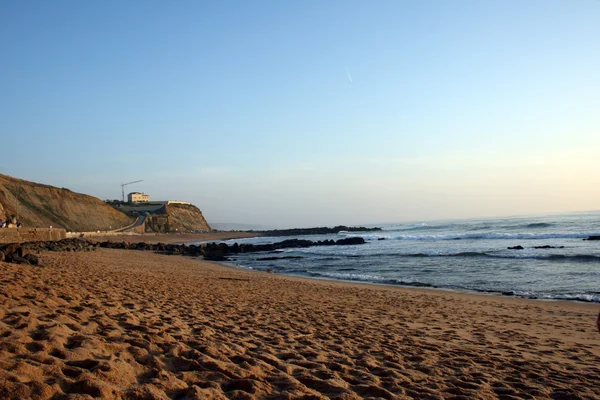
[346, 68, 353, 83]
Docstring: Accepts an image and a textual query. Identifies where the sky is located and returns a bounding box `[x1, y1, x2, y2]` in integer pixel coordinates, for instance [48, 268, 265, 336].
[1, 1, 599, 228]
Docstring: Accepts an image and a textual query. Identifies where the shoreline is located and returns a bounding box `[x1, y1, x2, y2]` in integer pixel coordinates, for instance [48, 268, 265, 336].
[2, 248, 599, 398]
[81, 230, 600, 305]
[218, 258, 600, 305]
[84, 231, 258, 244]
[219, 258, 600, 309]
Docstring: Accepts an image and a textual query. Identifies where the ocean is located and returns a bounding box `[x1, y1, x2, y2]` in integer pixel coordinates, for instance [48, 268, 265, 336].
[214, 211, 600, 303]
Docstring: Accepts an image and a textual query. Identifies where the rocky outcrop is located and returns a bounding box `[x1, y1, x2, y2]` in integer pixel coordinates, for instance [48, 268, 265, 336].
[95, 237, 365, 261]
[0, 238, 98, 266]
[584, 236, 600, 241]
[0, 174, 134, 232]
[144, 204, 211, 233]
[509, 245, 566, 249]
[201, 237, 366, 261]
[0, 174, 210, 234]
[144, 214, 169, 233]
[0, 236, 365, 265]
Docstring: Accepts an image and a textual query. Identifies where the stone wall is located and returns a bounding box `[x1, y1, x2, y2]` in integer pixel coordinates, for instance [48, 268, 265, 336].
[130, 220, 146, 234]
[0, 228, 66, 244]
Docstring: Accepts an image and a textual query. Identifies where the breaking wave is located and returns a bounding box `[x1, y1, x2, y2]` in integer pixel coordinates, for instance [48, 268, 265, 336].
[339, 231, 598, 241]
[354, 252, 600, 262]
[306, 271, 435, 288]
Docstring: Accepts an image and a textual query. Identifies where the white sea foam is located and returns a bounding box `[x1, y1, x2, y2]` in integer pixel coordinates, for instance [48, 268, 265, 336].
[389, 232, 598, 241]
[313, 271, 388, 282]
[337, 232, 392, 240]
[336, 230, 599, 241]
[218, 211, 600, 303]
[541, 293, 600, 302]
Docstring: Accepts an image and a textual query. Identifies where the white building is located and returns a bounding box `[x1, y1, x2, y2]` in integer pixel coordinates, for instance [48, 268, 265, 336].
[167, 200, 191, 205]
[127, 192, 150, 203]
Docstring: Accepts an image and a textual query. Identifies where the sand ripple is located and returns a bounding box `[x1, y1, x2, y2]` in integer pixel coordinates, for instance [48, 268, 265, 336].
[1, 249, 600, 399]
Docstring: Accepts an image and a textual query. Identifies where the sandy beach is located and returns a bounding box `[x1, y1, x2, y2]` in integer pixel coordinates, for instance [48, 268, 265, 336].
[85, 232, 257, 245]
[1, 249, 599, 399]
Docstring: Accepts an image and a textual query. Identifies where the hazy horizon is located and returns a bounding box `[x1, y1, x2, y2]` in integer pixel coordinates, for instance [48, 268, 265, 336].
[209, 208, 600, 230]
[2, 1, 599, 228]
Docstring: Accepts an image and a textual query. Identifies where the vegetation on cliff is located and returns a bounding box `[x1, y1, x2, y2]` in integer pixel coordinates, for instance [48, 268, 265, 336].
[161, 203, 211, 233]
[117, 201, 212, 233]
[0, 174, 134, 232]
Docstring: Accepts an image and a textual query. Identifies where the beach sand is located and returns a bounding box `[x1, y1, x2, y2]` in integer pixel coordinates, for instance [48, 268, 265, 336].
[1, 249, 599, 399]
[85, 231, 257, 245]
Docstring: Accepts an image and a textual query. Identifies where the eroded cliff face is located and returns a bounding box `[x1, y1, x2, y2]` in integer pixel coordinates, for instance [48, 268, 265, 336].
[0, 174, 134, 232]
[163, 203, 212, 233]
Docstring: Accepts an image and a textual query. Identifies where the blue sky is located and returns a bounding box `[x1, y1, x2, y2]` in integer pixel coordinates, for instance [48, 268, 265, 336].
[1, 1, 599, 227]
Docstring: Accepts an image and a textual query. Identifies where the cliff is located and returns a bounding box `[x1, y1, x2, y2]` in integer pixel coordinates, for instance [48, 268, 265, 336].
[0, 174, 134, 232]
[145, 203, 211, 233]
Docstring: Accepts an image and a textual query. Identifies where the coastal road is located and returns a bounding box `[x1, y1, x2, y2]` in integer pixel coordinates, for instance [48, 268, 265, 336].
[116, 214, 147, 232]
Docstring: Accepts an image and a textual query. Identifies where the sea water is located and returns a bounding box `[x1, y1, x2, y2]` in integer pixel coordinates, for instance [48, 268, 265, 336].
[214, 211, 600, 302]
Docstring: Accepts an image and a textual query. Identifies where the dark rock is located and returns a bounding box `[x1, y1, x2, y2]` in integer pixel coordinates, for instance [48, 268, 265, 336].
[203, 252, 228, 261]
[276, 239, 314, 248]
[335, 237, 365, 245]
[7, 254, 30, 265]
[24, 254, 39, 266]
[533, 245, 564, 249]
[508, 245, 524, 250]
[0, 243, 20, 256]
[0, 233, 367, 266]
[202, 236, 365, 260]
[406, 281, 434, 288]
[256, 225, 382, 237]
[0, 238, 99, 266]
[584, 236, 600, 241]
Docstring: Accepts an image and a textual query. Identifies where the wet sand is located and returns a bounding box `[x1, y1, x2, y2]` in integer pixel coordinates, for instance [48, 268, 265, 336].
[1, 249, 599, 399]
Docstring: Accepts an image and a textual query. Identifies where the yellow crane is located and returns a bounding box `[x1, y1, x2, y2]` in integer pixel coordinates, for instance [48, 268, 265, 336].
[121, 180, 143, 202]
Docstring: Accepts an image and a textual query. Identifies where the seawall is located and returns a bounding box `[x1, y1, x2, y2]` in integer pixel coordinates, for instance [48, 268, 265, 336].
[0, 228, 66, 244]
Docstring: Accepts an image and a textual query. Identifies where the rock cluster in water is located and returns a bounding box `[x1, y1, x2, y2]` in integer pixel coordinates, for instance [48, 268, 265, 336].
[0, 236, 366, 265]
[201, 237, 365, 260]
[508, 245, 565, 250]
